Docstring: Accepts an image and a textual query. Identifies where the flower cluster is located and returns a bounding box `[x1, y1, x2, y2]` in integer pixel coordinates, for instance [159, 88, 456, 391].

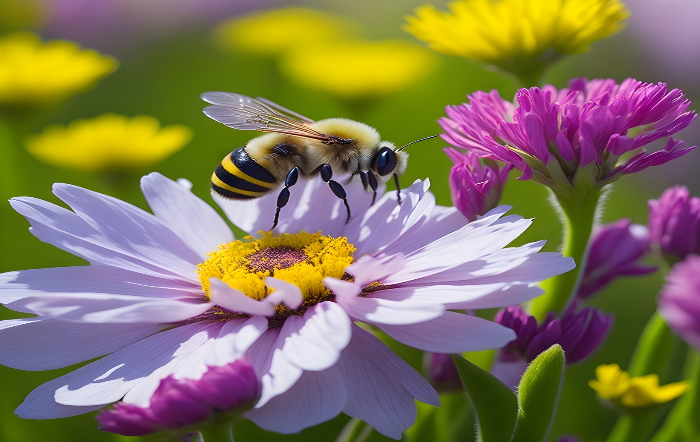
[441, 78, 697, 194]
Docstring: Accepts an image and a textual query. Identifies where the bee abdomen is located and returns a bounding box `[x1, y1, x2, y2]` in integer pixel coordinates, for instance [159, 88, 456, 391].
[211, 147, 278, 200]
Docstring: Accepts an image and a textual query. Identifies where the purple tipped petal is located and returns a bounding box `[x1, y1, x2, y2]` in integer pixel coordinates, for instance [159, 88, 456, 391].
[659, 255, 700, 351]
[495, 303, 612, 364]
[648, 186, 700, 260]
[97, 360, 260, 437]
[445, 149, 511, 221]
[578, 219, 657, 299]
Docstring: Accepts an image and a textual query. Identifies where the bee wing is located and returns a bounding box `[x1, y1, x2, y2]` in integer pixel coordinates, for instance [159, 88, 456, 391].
[201, 92, 333, 141]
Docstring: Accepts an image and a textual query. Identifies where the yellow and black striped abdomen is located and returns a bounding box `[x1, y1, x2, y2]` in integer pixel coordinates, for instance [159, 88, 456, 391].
[211, 147, 278, 200]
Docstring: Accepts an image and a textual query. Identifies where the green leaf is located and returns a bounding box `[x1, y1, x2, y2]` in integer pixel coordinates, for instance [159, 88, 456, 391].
[511, 344, 566, 442]
[450, 354, 518, 442]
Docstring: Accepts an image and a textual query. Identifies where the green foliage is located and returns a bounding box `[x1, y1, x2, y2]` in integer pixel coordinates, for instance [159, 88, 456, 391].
[512, 345, 566, 442]
[450, 355, 518, 442]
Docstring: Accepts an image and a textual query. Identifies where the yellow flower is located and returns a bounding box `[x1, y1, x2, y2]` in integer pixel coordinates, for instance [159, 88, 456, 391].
[279, 39, 438, 99]
[214, 7, 363, 55]
[589, 364, 690, 409]
[25, 114, 193, 173]
[0, 32, 117, 107]
[404, 0, 629, 81]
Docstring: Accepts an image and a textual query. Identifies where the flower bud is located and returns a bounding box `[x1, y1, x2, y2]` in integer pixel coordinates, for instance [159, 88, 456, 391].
[648, 186, 700, 262]
[97, 360, 260, 437]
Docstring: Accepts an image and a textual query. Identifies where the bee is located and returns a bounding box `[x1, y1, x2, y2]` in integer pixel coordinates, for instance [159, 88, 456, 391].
[201, 92, 433, 229]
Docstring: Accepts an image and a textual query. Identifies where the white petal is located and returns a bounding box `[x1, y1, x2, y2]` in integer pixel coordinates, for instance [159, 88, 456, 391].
[10, 193, 198, 283]
[15, 324, 216, 419]
[380, 204, 466, 257]
[347, 180, 430, 256]
[0, 318, 161, 370]
[141, 173, 234, 259]
[217, 177, 376, 237]
[52, 322, 217, 406]
[244, 366, 347, 434]
[7, 294, 212, 323]
[247, 328, 303, 407]
[377, 311, 516, 353]
[281, 302, 351, 371]
[372, 283, 508, 306]
[205, 316, 268, 366]
[326, 278, 444, 324]
[264, 277, 303, 309]
[345, 254, 405, 287]
[383, 210, 532, 284]
[449, 284, 545, 310]
[0, 266, 199, 306]
[337, 325, 438, 439]
[209, 278, 275, 316]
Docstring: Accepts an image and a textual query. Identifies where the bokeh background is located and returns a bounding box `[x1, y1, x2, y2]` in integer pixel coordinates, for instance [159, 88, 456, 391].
[0, 0, 698, 441]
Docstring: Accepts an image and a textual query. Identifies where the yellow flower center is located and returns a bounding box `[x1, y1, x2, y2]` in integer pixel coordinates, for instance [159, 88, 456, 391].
[197, 231, 355, 309]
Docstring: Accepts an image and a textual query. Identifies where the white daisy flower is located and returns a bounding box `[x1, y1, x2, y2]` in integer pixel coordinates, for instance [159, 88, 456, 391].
[0, 173, 574, 438]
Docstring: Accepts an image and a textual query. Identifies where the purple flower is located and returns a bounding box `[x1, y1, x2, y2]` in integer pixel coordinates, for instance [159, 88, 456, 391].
[578, 219, 656, 299]
[424, 352, 461, 393]
[97, 360, 259, 436]
[441, 78, 697, 191]
[648, 186, 700, 261]
[495, 303, 613, 364]
[658, 255, 700, 351]
[558, 437, 582, 442]
[445, 148, 512, 221]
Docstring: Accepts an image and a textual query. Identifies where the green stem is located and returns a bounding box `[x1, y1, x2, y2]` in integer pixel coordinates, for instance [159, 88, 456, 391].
[628, 312, 676, 378]
[606, 412, 658, 442]
[649, 350, 700, 442]
[530, 187, 602, 320]
[198, 421, 234, 442]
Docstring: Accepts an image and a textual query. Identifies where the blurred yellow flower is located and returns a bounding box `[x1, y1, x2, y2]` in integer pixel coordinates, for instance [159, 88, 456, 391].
[25, 114, 193, 173]
[0, 32, 117, 107]
[589, 364, 689, 409]
[404, 0, 629, 82]
[280, 40, 437, 99]
[214, 7, 363, 55]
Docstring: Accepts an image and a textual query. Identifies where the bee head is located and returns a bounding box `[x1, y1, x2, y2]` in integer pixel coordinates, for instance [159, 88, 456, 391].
[372, 142, 407, 179]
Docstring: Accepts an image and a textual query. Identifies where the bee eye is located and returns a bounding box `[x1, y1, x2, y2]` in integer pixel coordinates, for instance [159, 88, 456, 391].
[375, 147, 397, 176]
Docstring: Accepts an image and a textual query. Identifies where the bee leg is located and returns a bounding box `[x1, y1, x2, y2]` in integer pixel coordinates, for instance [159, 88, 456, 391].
[393, 173, 402, 206]
[272, 167, 300, 230]
[365, 171, 379, 206]
[320, 164, 351, 224]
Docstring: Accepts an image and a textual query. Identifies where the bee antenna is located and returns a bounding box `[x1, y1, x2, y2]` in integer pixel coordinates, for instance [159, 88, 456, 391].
[397, 135, 440, 152]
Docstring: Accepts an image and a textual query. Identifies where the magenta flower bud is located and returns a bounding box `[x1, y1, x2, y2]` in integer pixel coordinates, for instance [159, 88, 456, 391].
[445, 148, 512, 221]
[441, 78, 697, 191]
[578, 219, 656, 299]
[495, 303, 613, 364]
[648, 186, 700, 262]
[97, 360, 260, 437]
[658, 255, 700, 350]
[424, 352, 462, 393]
